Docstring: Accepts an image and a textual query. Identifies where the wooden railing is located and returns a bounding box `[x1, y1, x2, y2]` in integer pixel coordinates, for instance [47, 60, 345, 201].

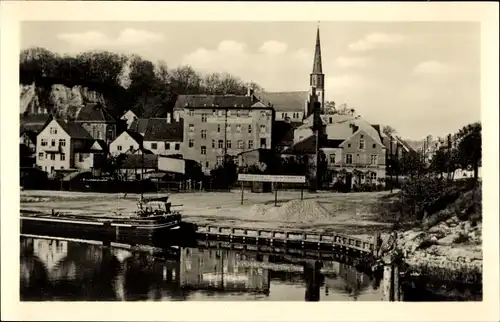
[196, 225, 379, 255]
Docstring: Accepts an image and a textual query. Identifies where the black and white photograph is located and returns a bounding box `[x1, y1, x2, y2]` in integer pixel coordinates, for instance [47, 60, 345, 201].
[1, 1, 499, 321]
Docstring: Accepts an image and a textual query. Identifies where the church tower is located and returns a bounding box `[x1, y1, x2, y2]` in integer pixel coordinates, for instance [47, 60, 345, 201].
[309, 26, 325, 114]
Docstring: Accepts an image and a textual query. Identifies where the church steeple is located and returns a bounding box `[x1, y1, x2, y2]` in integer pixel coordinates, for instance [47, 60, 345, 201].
[309, 24, 325, 116]
[312, 26, 323, 74]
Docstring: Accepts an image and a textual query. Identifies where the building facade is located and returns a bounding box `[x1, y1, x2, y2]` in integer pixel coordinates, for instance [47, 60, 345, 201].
[73, 103, 117, 144]
[173, 93, 275, 172]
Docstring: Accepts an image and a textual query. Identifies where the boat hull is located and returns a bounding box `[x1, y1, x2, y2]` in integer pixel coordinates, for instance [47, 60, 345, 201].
[20, 214, 185, 245]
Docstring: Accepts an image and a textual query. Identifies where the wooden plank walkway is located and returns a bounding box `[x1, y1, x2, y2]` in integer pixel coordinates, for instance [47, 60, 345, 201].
[196, 225, 378, 255]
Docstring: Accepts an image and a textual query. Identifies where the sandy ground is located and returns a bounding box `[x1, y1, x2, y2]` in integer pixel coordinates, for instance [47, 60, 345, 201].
[20, 189, 394, 239]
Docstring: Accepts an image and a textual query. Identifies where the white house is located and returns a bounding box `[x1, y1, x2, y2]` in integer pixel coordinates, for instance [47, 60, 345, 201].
[142, 117, 184, 156]
[36, 118, 107, 174]
[120, 110, 138, 129]
[109, 130, 144, 156]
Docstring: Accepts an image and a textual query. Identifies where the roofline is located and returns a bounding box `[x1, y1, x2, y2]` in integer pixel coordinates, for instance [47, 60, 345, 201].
[175, 106, 275, 111]
[338, 128, 386, 149]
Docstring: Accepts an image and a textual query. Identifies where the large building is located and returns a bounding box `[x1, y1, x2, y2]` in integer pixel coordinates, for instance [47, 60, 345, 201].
[173, 91, 275, 173]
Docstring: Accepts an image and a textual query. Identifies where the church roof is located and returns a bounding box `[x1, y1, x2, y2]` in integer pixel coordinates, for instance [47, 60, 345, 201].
[256, 91, 308, 112]
[312, 27, 323, 74]
[174, 94, 263, 110]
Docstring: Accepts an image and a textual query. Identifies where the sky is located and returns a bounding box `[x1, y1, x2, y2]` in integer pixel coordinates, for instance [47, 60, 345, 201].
[21, 21, 481, 140]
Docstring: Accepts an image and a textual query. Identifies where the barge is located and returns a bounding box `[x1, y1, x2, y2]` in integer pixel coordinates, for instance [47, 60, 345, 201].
[20, 196, 197, 245]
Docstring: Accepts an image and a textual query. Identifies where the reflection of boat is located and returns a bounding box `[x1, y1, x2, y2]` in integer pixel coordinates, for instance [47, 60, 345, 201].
[20, 196, 185, 243]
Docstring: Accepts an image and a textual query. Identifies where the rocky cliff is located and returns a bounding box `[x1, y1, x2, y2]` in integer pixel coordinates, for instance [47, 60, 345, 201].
[20, 83, 106, 119]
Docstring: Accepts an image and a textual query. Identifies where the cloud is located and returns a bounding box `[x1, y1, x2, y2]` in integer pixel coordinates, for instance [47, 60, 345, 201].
[259, 40, 288, 55]
[182, 40, 312, 91]
[335, 56, 370, 68]
[413, 60, 452, 74]
[57, 28, 164, 52]
[325, 74, 376, 96]
[348, 33, 404, 51]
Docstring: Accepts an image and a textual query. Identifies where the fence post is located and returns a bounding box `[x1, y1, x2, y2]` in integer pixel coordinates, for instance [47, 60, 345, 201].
[240, 181, 244, 205]
[381, 254, 394, 301]
[373, 232, 381, 256]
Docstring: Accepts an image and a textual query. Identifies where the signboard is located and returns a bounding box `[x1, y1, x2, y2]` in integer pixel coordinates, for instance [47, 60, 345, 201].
[158, 156, 185, 174]
[238, 174, 306, 184]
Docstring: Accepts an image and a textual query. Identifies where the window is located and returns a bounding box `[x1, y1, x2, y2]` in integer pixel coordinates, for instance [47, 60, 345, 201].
[212, 139, 215, 148]
[372, 144, 376, 148]
[218, 140, 224, 149]
[201, 130, 207, 139]
[38, 152, 44, 159]
[281, 112, 285, 118]
[346, 154, 353, 164]
[41, 139, 47, 146]
[218, 110, 223, 117]
[226, 125, 231, 133]
[59, 139, 66, 147]
[130, 145, 134, 151]
[189, 124, 194, 132]
[189, 109, 194, 116]
[217, 124, 221, 133]
[329, 154, 336, 164]
[370, 155, 378, 165]
[248, 140, 253, 149]
[60, 153, 66, 161]
[347, 143, 351, 148]
[359, 139, 365, 150]
[260, 125, 266, 133]
[189, 139, 195, 148]
[205, 161, 209, 168]
[50, 154, 56, 161]
[238, 140, 244, 149]
[175, 143, 180, 150]
[226, 140, 232, 149]
[151, 143, 158, 150]
[236, 124, 241, 133]
[329, 117, 333, 124]
[370, 172, 377, 181]
[201, 114, 207, 123]
[49, 127, 57, 134]
[227, 110, 231, 117]
[216, 156, 224, 165]
[51, 139, 56, 147]
[60, 166, 64, 170]
[248, 125, 252, 133]
[260, 138, 266, 149]
[201, 146, 206, 155]
[117, 145, 122, 151]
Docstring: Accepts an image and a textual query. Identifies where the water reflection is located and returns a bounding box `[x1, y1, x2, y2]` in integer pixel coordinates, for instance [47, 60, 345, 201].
[20, 236, 381, 301]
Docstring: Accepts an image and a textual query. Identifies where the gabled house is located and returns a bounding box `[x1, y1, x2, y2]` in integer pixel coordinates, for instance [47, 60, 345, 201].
[120, 110, 138, 129]
[35, 117, 107, 174]
[142, 117, 184, 157]
[109, 130, 144, 156]
[20, 130, 37, 153]
[73, 103, 117, 143]
[282, 113, 387, 188]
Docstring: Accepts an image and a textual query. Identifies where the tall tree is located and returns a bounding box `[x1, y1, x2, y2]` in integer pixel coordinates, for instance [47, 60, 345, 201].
[455, 122, 482, 181]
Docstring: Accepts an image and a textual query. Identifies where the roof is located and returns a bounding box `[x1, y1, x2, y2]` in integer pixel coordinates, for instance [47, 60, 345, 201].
[174, 94, 262, 110]
[312, 27, 323, 74]
[57, 119, 93, 140]
[300, 114, 384, 146]
[74, 139, 106, 153]
[143, 118, 184, 142]
[20, 130, 38, 143]
[283, 135, 317, 154]
[20, 114, 50, 133]
[123, 130, 144, 145]
[129, 118, 150, 134]
[256, 91, 308, 112]
[121, 154, 158, 169]
[273, 120, 302, 147]
[75, 103, 115, 123]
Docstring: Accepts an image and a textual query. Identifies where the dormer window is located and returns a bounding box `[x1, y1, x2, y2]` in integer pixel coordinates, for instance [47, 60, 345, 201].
[359, 139, 365, 150]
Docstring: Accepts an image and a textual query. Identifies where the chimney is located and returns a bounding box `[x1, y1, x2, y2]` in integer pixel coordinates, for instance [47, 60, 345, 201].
[166, 113, 171, 124]
[247, 84, 254, 97]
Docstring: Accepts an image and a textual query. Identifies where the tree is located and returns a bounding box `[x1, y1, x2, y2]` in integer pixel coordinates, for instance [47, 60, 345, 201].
[455, 122, 482, 181]
[334, 103, 355, 116]
[324, 101, 336, 114]
[383, 125, 397, 137]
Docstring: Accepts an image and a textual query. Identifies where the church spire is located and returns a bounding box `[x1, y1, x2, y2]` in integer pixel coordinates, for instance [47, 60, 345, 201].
[312, 25, 323, 74]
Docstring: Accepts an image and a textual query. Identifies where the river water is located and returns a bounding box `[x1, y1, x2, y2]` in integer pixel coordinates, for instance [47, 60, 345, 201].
[20, 236, 384, 301]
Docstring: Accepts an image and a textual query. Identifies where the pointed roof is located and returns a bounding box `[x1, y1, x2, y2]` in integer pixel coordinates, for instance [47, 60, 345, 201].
[312, 27, 323, 74]
[74, 103, 115, 123]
